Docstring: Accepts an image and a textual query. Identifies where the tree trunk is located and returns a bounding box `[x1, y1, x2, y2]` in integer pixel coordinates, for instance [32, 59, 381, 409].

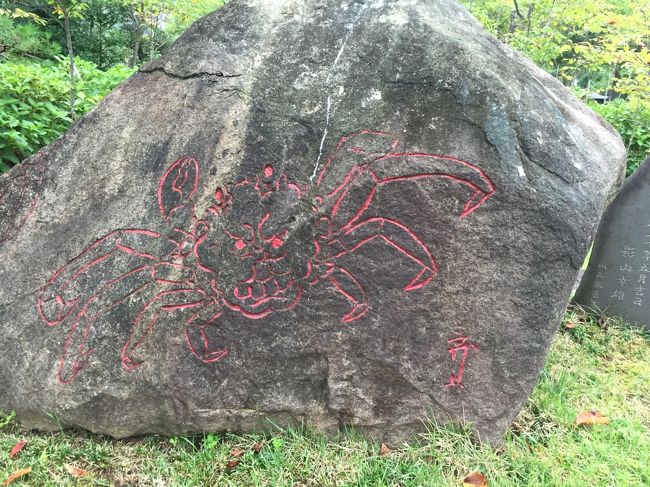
[131, 35, 141, 67]
[128, 6, 143, 68]
[149, 29, 156, 61]
[63, 8, 76, 121]
[98, 22, 104, 68]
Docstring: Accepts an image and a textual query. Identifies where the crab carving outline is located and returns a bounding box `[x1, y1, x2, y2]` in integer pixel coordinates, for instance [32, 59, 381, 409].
[37, 129, 496, 383]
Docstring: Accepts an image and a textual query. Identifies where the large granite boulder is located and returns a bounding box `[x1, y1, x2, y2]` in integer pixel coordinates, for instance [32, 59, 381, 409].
[0, 0, 625, 444]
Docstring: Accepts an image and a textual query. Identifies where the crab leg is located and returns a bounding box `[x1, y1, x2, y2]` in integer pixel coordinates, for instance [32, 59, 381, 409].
[367, 152, 495, 219]
[319, 151, 495, 233]
[121, 288, 208, 370]
[56, 311, 94, 384]
[37, 230, 175, 383]
[55, 266, 160, 383]
[121, 288, 224, 370]
[331, 217, 438, 291]
[184, 301, 229, 364]
[323, 266, 369, 322]
[322, 169, 380, 234]
[37, 229, 170, 327]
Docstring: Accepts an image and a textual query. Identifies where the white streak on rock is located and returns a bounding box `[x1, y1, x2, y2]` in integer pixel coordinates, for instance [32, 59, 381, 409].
[311, 4, 367, 181]
[311, 95, 332, 181]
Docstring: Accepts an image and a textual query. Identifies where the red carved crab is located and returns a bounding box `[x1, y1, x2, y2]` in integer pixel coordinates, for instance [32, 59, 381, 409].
[37, 130, 495, 383]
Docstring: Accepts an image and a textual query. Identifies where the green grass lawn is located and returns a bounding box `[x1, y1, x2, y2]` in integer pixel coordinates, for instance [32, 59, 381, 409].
[1, 308, 649, 486]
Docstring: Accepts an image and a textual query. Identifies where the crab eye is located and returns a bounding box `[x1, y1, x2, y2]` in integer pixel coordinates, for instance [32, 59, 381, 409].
[214, 187, 225, 202]
[234, 239, 246, 251]
[263, 164, 274, 178]
[271, 236, 284, 249]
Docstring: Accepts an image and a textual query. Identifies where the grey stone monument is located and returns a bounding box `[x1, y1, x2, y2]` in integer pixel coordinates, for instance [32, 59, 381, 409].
[574, 156, 650, 329]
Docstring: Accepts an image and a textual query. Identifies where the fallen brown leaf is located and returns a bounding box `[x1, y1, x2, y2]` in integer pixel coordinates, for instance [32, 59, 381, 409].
[229, 447, 246, 458]
[565, 320, 576, 329]
[2, 467, 32, 486]
[253, 442, 263, 453]
[378, 442, 393, 456]
[9, 441, 27, 458]
[576, 410, 610, 426]
[226, 459, 240, 470]
[65, 464, 89, 478]
[463, 471, 488, 487]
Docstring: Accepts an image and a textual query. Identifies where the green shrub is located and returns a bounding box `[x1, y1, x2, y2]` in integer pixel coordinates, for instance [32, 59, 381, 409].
[588, 99, 650, 176]
[0, 15, 62, 59]
[0, 57, 134, 172]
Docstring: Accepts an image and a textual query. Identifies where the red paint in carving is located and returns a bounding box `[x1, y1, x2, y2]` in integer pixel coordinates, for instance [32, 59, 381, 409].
[444, 335, 478, 389]
[157, 156, 199, 221]
[316, 129, 393, 186]
[38, 130, 495, 383]
[326, 266, 368, 322]
[184, 318, 229, 363]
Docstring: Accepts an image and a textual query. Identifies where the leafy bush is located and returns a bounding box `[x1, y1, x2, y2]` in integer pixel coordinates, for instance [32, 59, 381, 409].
[589, 99, 650, 175]
[0, 57, 133, 171]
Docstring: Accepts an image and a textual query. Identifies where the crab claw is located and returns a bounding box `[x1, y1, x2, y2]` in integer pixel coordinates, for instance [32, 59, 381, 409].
[37, 292, 79, 327]
[322, 266, 369, 323]
[405, 266, 435, 292]
[185, 325, 229, 363]
[157, 156, 199, 222]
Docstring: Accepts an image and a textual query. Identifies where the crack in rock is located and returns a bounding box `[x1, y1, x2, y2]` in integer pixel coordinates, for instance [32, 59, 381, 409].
[140, 66, 243, 81]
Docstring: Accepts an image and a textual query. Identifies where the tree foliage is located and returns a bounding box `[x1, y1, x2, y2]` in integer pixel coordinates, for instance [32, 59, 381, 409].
[589, 99, 650, 175]
[0, 57, 133, 171]
[120, 0, 224, 66]
[463, 0, 650, 173]
[0, 0, 223, 170]
[0, 13, 60, 57]
[0, 0, 647, 174]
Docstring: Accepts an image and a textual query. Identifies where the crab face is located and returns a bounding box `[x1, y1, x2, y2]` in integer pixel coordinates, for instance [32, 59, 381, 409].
[195, 165, 307, 317]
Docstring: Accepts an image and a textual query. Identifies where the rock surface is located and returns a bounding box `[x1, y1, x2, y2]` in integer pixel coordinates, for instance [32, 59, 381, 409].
[574, 156, 650, 329]
[0, 0, 625, 444]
